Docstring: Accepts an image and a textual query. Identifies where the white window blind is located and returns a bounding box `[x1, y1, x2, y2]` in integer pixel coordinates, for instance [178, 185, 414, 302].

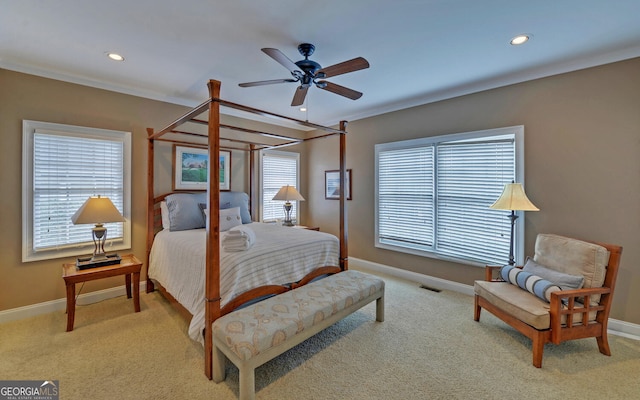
[435, 138, 515, 263]
[261, 150, 300, 222]
[375, 126, 523, 266]
[378, 146, 434, 250]
[22, 121, 131, 262]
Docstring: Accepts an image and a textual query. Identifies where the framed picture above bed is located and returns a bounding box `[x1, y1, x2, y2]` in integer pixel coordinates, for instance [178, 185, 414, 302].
[325, 169, 352, 200]
[173, 145, 231, 191]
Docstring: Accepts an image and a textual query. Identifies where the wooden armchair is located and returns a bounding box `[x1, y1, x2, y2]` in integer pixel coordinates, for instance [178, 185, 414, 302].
[474, 234, 623, 368]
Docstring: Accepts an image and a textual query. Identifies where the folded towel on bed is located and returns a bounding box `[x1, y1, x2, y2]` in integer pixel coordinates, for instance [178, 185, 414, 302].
[222, 225, 256, 251]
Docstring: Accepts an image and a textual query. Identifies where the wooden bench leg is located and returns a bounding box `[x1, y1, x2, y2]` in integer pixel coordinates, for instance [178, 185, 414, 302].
[473, 295, 481, 322]
[212, 345, 226, 383]
[238, 366, 255, 400]
[376, 295, 385, 322]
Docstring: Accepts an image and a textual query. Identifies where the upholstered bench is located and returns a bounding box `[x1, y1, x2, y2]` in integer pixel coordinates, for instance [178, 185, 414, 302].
[211, 270, 385, 400]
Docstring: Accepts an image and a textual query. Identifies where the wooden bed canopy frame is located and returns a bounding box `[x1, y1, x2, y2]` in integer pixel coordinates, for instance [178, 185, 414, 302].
[145, 79, 349, 379]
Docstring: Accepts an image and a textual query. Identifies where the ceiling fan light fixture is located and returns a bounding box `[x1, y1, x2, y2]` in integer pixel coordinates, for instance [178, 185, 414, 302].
[106, 52, 125, 61]
[510, 34, 531, 46]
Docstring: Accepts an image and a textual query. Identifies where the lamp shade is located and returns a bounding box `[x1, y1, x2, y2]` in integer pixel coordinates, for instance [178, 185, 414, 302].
[489, 183, 539, 211]
[71, 196, 125, 224]
[272, 185, 305, 202]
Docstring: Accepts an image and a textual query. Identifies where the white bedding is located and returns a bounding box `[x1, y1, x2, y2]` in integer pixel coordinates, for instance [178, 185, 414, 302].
[148, 222, 340, 342]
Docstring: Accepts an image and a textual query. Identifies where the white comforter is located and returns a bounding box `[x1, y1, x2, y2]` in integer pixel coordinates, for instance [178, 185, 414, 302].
[148, 223, 340, 342]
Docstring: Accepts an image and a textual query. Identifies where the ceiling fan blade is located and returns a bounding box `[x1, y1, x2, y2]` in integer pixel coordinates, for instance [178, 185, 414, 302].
[239, 78, 297, 88]
[318, 81, 363, 100]
[317, 57, 369, 78]
[291, 86, 309, 106]
[262, 48, 301, 74]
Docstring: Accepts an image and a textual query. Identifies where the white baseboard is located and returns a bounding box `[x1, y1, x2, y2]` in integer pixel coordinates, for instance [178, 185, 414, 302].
[350, 257, 640, 341]
[0, 282, 147, 324]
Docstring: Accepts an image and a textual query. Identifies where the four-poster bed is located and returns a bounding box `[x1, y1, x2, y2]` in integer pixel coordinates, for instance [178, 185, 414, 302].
[145, 79, 350, 379]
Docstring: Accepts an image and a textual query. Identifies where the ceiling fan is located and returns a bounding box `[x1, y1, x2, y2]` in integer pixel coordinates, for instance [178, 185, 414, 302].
[238, 43, 369, 107]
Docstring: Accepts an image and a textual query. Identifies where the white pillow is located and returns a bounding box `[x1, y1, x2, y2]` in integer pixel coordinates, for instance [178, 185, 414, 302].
[160, 201, 170, 230]
[219, 207, 242, 232]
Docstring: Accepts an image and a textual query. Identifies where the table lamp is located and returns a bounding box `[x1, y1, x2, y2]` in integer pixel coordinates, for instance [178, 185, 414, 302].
[272, 185, 305, 226]
[71, 195, 125, 267]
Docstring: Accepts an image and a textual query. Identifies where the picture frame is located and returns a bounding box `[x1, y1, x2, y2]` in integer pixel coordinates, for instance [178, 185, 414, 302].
[325, 169, 352, 200]
[173, 145, 231, 191]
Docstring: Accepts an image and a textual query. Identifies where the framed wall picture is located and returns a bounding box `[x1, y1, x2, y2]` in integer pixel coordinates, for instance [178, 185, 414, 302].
[173, 145, 231, 191]
[325, 169, 352, 200]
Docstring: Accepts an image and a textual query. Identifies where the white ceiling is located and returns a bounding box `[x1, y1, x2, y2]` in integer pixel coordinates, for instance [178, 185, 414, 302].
[2, 0, 640, 128]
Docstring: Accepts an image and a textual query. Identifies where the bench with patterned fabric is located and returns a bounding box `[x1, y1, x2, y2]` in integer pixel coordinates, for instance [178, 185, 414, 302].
[211, 269, 385, 400]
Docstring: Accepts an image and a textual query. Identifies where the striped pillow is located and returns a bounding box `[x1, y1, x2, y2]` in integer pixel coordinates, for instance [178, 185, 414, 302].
[500, 265, 562, 302]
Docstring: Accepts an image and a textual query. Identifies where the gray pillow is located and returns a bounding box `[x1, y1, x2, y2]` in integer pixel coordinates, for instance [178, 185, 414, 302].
[166, 193, 207, 231]
[523, 258, 585, 290]
[220, 191, 252, 224]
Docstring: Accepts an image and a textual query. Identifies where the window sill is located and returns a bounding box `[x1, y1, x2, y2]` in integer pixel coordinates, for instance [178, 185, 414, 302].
[375, 242, 487, 268]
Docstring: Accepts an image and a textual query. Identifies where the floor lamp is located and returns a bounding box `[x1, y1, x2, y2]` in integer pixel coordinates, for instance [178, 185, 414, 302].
[489, 183, 539, 265]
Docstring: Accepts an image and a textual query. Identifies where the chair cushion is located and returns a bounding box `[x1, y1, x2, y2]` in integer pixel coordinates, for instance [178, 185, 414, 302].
[533, 234, 609, 288]
[475, 281, 551, 330]
[533, 234, 610, 305]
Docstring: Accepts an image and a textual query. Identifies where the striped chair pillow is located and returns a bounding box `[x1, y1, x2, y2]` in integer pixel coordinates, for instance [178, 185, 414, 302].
[500, 265, 562, 302]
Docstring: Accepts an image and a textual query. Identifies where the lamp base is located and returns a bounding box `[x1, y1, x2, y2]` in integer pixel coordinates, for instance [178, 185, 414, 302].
[76, 253, 121, 270]
[282, 202, 294, 227]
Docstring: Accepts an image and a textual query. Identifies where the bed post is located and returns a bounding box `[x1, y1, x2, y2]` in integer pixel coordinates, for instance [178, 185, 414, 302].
[249, 144, 256, 219]
[339, 121, 348, 271]
[145, 129, 156, 293]
[204, 80, 222, 380]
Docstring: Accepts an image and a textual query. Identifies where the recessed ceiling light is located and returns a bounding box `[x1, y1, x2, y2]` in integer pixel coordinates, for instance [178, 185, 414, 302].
[107, 52, 125, 61]
[299, 107, 307, 112]
[510, 34, 531, 46]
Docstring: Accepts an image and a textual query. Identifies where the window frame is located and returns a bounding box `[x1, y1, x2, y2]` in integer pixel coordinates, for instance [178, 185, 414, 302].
[375, 125, 525, 267]
[259, 149, 301, 223]
[22, 120, 132, 262]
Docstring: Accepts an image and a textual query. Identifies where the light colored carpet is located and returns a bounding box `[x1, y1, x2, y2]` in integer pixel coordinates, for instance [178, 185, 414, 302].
[1, 271, 639, 399]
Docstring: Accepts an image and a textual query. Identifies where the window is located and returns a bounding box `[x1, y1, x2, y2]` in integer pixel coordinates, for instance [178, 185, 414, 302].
[375, 126, 524, 266]
[260, 150, 300, 223]
[22, 121, 131, 262]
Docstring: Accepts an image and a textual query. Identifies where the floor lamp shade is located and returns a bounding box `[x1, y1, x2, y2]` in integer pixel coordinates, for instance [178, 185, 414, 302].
[490, 183, 539, 265]
[272, 185, 305, 226]
[489, 183, 539, 212]
[71, 196, 125, 262]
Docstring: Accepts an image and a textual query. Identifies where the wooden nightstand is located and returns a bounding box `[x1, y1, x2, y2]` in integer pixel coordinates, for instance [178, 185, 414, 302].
[62, 254, 142, 331]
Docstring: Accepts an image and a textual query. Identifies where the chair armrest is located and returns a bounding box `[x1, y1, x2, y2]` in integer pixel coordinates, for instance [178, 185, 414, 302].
[484, 265, 502, 281]
[548, 287, 611, 344]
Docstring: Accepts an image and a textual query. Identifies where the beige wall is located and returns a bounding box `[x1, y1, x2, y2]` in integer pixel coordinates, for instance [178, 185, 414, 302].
[0, 69, 308, 312]
[0, 69, 188, 310]
[308, 58, 640, 325]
